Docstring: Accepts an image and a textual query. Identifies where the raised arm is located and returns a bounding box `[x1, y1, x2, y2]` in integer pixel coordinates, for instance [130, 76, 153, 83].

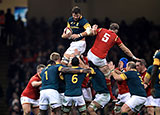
[71, 24, 98, 39]
[60, 67, 91, 74]
[119, 43, 140, 61]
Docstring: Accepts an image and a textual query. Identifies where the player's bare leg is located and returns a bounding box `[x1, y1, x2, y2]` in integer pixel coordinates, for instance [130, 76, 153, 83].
[22, 103, 31, 115]
[32, 106, 39, 115]
[62, 53, 71, 65]
[40, 109, 47, 115]
[121, 104, 136, 115]
[146, 106, 154, 115]
[155, 107, 160, 115]
[51, 107, 61, 115]
[99, 61, 115, 78]
[68, 49, 81, 66]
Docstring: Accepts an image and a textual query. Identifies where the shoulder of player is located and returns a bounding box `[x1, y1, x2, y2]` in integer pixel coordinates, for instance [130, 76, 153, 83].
[79, 16, 89, 24]
[126, 70, 140, 77]
[123, 71, 132, 76]
[68, 17, 73, 22]
[30, 74, 40, 81]
[155, 51, 160, 58]
[147, 65, 153, 73]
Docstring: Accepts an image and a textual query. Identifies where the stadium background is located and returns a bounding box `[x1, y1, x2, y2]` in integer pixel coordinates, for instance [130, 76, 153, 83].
[0, 0, 160, 114]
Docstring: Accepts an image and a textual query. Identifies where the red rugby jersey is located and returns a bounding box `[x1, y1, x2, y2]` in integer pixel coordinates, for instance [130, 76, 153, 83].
[116, 68, 130, 94]
[21, 73, 41, 100]
[91, 28, 122, 59]
[141, 71, 151, 96]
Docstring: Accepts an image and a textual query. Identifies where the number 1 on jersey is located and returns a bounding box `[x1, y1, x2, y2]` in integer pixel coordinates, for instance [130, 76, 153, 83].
[102, 33, 110, 42]
[45, 71, 48, 80]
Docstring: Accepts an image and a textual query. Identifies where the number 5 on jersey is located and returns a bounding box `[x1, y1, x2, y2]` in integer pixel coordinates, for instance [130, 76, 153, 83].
[102, 33, 110, 42]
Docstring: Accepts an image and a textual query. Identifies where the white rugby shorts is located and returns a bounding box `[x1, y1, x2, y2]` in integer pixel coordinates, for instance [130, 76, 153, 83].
[62, 95, 85, 107]
[65, 40, 86, 55]
[82, 87, 92, 102]
[20, 96, 39, 107]
[39, 89, 61, 110]
[116, 92, 131, 105]
[145, 95, 157, 106]
[93, 93, 110, 107]
[150, 97, 160, 107]
[87, 50, 107, 67]
[125, 95, 147, 112]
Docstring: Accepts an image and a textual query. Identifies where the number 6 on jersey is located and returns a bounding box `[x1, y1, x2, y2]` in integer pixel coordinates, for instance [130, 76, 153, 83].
[72, 74, 78, 84]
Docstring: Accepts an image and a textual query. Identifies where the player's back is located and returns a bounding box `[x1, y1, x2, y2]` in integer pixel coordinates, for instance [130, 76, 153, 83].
[63, 66, 87, 96]
[124, 70, 147, 97]
[91, 28, 122, 59]
[91, 68, 109, 94]
[40, 65, 60, 91]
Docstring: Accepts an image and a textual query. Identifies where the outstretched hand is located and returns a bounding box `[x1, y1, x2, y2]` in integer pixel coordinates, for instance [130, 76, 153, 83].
[132, 56, 141, 61]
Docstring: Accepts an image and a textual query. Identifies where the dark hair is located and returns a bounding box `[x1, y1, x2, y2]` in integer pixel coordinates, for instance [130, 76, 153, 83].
[71, 57, 79, 66]
[47, 60, 56, 65]
[136, 59, 147, 67]
[109, 23, 119, 30]
[71, 6, 81, 14]
[127, 61, 136, 69]
[36, 64, 46, 71]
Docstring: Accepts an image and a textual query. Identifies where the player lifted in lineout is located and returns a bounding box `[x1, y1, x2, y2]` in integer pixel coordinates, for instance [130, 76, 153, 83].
[61, 6, 91, 65]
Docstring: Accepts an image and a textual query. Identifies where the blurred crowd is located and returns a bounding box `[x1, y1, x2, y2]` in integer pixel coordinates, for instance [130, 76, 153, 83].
[0, 8, 160, 114]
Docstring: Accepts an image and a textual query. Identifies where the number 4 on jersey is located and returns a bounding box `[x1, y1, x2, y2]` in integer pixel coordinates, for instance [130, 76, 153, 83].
[102, 33, 110, 42]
